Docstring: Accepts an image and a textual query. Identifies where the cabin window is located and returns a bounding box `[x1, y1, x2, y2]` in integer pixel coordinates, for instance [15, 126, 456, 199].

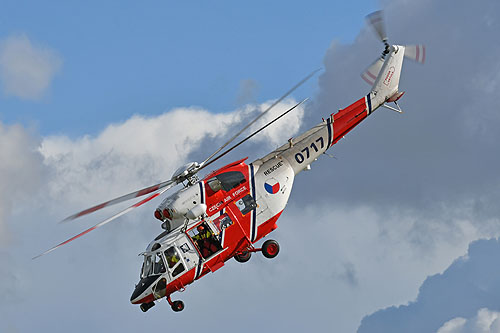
[172, 263, 185, 277]
[213, 213, 233, 232]
[153, 278, 167, 299]
[236, 194, 257, 215]
[216, 171, 246, 191]
[207, 177, 222, 193]
[189, 222, 223, 259]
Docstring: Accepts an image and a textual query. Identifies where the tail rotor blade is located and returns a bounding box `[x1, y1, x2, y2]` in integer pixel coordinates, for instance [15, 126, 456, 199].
[361, 57, 385, 85]
[366, 10, 387, 43]
[34, 187, 170, 259]
[404, 44, 426, 64]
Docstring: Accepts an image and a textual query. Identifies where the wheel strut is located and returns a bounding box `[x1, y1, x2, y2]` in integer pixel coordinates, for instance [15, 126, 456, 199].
[167, 295, 185, 312]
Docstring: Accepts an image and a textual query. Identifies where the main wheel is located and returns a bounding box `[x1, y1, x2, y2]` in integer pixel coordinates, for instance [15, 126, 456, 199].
[234, 251, 251, 263]
[171, 300, 184, 312]
[262, 240, 280, 259]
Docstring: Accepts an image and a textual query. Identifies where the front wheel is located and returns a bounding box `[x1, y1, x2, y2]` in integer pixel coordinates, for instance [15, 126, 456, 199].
[262, 240, 280, 259]
[171, 300, 184, 312]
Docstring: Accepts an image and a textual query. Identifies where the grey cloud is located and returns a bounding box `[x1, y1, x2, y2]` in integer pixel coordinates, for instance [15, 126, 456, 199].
[299, 0, 500, 216]
[336, 262, 359, 287]
[236, 78, 259, 105]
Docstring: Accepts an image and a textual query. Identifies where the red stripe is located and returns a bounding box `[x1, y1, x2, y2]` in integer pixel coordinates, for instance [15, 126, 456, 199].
[59, 226, 97, 247]
[76, 203, 108, 218]
[136, 185, 160, 197]
[133, 192, 161, 207]
[361, 74, 374, 85]
[366, 70, 377, 80]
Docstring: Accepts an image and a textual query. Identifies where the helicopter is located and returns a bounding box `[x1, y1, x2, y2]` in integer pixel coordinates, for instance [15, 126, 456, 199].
[34, 11, 425, 313]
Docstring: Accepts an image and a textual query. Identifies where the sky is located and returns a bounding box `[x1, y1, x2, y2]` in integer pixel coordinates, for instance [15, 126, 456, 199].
[2, 0, 500, 332]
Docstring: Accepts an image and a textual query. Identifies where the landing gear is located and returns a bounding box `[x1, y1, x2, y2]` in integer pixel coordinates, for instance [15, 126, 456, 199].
[234, 240, 280, 262]
[167, 295, 185, 312]
[234, 250, 252, 263]
[171, 300, 185, 312]
[140, 301, 155, 312]
[262, 239, 280, 259]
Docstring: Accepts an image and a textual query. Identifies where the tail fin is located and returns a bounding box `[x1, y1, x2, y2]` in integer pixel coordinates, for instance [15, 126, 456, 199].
[371, 45, 406, 102]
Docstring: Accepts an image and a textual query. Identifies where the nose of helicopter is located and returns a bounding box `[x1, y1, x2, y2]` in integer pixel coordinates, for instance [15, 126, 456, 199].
[130, 276, 158, 304]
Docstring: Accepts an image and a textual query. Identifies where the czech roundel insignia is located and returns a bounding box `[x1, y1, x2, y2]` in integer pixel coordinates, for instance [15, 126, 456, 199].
[264, 179, 280, 194]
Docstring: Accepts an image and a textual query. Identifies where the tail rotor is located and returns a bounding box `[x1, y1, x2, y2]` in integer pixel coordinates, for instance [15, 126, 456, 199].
[362, 10, 426, 85]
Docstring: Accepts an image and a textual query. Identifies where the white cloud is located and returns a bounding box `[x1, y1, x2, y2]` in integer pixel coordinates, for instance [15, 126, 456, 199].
[437, 308, 500, 333]
[38, 99, 303, 214]
[0, 122, 45, 244]
[0, 34, 62, 100]
[0, 100, 305, 331]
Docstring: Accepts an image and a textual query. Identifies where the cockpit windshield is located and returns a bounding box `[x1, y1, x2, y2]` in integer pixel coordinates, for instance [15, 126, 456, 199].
[141, 247, 185, 279]
[141, 252, 166, 278]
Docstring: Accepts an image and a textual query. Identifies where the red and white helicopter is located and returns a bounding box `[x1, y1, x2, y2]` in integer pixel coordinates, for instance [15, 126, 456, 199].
[35, 11, 425, 313]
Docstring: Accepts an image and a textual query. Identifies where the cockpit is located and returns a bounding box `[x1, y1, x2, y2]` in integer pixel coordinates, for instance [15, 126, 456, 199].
[140, 245, 186, 280]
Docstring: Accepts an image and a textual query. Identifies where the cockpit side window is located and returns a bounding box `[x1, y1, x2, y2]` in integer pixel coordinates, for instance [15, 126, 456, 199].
[164, 247, 180, 269]
[164, 246, 185, 278]
[141, 255, 153, 278]
[216, 171, 246, 192]
[153, 252, 166, 274]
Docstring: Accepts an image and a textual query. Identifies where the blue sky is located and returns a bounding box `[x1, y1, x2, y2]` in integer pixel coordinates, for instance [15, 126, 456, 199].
[0, 0, 377, 137]
[3, 1, 500, 332]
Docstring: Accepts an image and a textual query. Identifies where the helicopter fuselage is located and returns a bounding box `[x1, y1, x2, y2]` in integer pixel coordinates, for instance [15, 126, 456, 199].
[130, 91, 384, 308]
[130, 45, 408, 311]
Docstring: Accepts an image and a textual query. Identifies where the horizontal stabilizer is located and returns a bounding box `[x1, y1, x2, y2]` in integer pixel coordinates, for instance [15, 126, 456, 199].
[404, 45, 426, 64]
[361, 57, 385, 85]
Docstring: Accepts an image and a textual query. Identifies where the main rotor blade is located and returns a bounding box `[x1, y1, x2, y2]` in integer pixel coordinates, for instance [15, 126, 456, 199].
[60, 179, 176, 223]
[33, 187, 170, 259]
[199, 98, 308, 172]
[199, 69, 320, 168]
[366, 10, 387, 42]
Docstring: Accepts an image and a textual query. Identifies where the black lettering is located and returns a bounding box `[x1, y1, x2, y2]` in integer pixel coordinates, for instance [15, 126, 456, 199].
[295, 153, 304, 164]
[316, 137, 324, 149]
[310, 142, 318, 152]
[301, 147, 310, 159]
